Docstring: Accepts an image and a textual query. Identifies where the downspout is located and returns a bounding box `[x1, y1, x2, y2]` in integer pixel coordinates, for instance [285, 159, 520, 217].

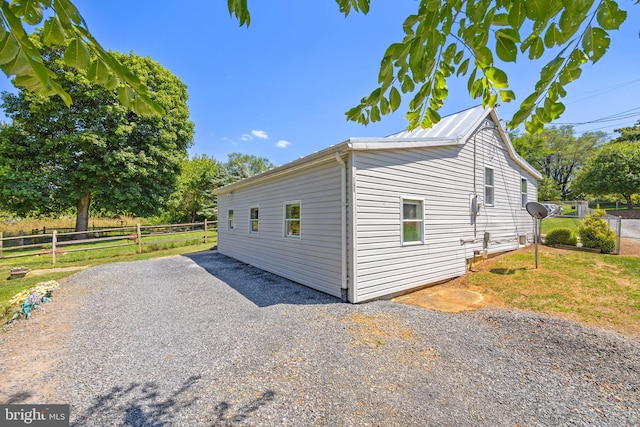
[335, 152, 348, 302]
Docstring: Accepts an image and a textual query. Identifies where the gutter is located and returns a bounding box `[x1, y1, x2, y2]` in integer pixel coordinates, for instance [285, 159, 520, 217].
[335, 152, 348, 302]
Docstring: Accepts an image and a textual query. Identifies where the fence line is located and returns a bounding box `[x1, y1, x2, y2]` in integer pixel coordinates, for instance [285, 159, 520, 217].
[0, 220, 217, 264]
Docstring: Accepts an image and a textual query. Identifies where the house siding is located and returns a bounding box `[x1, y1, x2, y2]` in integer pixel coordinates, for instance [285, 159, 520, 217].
[217, 159, 344, 297]
[351, 124, 537, 302]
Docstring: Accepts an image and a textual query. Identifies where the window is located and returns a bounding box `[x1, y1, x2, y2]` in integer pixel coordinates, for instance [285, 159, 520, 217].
[521, 178, 527, 208]
[227, 209, 235, 230]
[249, 207, 259, 233]
[284, 202, 301, 237]
[402, 198, 424, 244]
[484, 167, 494, 206]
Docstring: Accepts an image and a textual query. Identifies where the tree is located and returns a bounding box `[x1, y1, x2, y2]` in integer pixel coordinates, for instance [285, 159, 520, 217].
[0, 38, 194, 233]
[162, 155, 222, 224]
[613, 120, 640, 143]
[1, 1, 632, 131]
[511, 126, 606, 199]
[0, 0, 161, 115]
[572, 141, 640, 209]
[225, 152, 274, 181]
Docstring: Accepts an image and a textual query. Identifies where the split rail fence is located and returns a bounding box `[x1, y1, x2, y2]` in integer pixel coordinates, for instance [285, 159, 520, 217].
[0, 220, 217, 264]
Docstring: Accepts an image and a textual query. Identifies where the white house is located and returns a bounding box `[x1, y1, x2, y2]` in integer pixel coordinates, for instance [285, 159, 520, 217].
[214, 106, 542, 303]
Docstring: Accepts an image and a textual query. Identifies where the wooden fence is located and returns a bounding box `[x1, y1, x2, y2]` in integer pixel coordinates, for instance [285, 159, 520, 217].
[0, 220, 217, 264]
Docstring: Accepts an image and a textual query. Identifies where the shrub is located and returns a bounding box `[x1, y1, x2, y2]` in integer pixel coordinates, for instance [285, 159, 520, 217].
[544, 228, 577, 247]
[578, 210, 617, 254]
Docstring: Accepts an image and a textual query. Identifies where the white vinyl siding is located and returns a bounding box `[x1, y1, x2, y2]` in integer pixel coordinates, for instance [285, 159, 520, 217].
[351, 123, 536, 302]
[217, 160, 343, 298]
[284, 201, 301, 238]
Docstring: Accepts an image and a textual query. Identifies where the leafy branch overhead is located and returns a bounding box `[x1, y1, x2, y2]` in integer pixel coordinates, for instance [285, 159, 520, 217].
[233, 0, 629, 133]
[0, 0, 163, 115]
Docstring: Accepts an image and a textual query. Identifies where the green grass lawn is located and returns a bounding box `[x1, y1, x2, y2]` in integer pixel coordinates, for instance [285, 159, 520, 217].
[540, 217, 582, 234]
[467, 246, 640, 336]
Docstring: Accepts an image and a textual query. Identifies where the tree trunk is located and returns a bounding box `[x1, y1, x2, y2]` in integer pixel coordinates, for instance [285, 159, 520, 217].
[75, 192, 91, 239]
[624, 194, 634, 210]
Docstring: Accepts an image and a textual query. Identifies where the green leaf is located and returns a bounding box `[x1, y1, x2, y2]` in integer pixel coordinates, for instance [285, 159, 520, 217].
[401, 75, 415, 93]
[582, 26, 610, 62]
[13, 0, 43, 26]
[1, 49, 30, 76]
[485, 66, 509, 88]
[495, 30, 518, 62]
[522, 34, 545, 59]
[559, 66, 582, 85]
[0, 34, 20, 66]
[597, 0, 627, 30]
[43, 16, 66, 46]
[492, 12, 509, 26]
[53, 0, 84, 26]
[549, 101, 565, 119]
[87, 58, 111, 85]
[508, 0, 526, 29]
[543, 23, 562, 48]
[64, 38, 91, 69]
[389, 86, 401, 111]
[227, 0, 250, 26]
[474, 46, 493, 68]
[380, 96, 390, 115]
[499, 89, 516, 102]
[457, 57, 470, 77]
[118, 86, 135, 107]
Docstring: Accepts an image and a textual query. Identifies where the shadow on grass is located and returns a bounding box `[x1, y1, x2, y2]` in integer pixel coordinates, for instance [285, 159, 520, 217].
[489, 268, 527, 275]
[71, 375, 276, 426]
[183, 251, 339, 307]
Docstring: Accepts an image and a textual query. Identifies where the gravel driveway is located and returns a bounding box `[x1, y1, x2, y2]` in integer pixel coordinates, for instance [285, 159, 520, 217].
[6, 251, 640, 426]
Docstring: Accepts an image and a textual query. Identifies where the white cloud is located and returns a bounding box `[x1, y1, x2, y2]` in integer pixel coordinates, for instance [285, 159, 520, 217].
[252, 130, 268, 139]
[241, 134, 253, 141]
[276, 140, 291, 149]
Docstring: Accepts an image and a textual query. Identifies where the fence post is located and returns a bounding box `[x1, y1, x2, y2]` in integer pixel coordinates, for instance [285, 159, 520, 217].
[204, 219, 208, 245]
[52, 230, 57, 264]
[137, 224, 142, 254]
[0, 231, 3, 259]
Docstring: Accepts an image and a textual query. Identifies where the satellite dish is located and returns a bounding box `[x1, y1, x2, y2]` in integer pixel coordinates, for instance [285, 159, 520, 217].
[526, 201, 548, 219]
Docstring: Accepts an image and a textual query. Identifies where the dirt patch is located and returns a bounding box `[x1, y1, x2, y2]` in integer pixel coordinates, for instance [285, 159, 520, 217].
[620, 237, 640, 256]
[0, 282, 83, 404]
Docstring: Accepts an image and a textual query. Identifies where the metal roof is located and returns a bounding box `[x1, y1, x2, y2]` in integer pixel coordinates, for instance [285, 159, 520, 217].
[386, 105, 489, 140]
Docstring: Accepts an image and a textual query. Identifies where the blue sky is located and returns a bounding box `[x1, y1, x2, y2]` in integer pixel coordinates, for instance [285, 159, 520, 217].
[2, 1, 639, 166]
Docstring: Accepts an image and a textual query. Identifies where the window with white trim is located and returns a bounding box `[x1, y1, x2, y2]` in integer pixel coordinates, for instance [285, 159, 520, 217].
[521, 178, 527, 208]
[402, 198, 424, 244]
[485, 167, 495, 206]
[249, 207, 259, 233]
[284, 202, 301, 238]
[227, 209, 235, 230]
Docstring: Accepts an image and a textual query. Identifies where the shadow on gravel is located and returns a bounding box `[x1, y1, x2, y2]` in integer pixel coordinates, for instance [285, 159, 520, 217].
[71, 375, 202, 426]
[183, 251, 339, 307]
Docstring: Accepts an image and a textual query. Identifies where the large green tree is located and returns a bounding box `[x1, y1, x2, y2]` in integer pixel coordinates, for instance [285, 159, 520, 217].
[0, 0, 633, 131]
[0, 39, 194, 233]
[225, 152, 274, 181]
[511, 125, 607, 199]
[572, 141, 640, 209]
[613, 120, 640, 143]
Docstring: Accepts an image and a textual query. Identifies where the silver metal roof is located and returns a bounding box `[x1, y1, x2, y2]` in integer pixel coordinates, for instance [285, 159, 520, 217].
[386, 105, 488, 140]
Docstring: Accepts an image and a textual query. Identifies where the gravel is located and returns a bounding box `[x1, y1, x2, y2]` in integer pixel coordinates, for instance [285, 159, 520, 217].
[47, 251, 640, 426]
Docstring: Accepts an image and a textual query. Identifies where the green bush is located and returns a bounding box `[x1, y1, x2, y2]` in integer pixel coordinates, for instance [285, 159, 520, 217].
[578, 210, 617, 254]
[544, 228, 577, 247]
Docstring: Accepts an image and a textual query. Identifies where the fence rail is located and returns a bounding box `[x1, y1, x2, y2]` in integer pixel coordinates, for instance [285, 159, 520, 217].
[0, 220, 217, 264]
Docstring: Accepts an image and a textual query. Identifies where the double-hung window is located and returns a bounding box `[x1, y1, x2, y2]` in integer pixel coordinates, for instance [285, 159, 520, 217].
[284, 201, 301, 238]
[227, 209, 235, 230]
[402, 198, 424, 245]
[249, 207, 259, 233]
[521, 178, 527, 208]
[485, 167, 495, 206]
